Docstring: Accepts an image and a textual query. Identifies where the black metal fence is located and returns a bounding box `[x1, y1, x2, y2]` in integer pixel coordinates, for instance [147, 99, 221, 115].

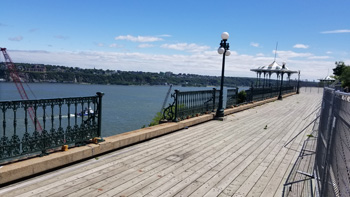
[163, 86, 296, 121]
[249, 86, 295, 102]
[0, 92, 104, 164]
[314, 88, 350, 196]
[163, 89, 219, 121]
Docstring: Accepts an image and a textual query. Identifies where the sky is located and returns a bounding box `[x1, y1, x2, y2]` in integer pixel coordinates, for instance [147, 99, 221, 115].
[1, 0, 350, 81]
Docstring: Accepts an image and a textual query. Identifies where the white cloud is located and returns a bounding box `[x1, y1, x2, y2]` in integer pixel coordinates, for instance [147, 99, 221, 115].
[293, 44, 309, 49]
[321, 29, 350, 34]
[161, 43, 210, 53]
[308, 56, 331, 60]
[138, 44, 154, 48]
[97, 43, 104, 47]
[326, 51, 332, 54]
[109, 43, 123, 48]
[158, 34, 172, 37]
[115, 35, 163, 42]
[250, 42, 259, 47]
[9, 36, 23, 41]
[274, 50, 312, 59]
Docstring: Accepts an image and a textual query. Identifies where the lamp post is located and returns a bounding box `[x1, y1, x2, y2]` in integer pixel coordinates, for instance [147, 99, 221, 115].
[216, 32, 231, 118]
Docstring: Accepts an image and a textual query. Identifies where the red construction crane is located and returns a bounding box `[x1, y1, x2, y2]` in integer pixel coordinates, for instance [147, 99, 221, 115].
[1, 48, 42, 131]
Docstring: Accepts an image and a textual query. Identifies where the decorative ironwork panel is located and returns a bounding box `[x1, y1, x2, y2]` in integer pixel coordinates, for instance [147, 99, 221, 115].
[162, 89, 218, 121]
[0, 92, 104, 164]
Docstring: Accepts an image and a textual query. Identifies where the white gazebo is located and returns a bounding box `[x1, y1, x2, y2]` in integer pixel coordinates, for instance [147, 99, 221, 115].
[250, 61, 298, 87]
[318, 75, 336, 87]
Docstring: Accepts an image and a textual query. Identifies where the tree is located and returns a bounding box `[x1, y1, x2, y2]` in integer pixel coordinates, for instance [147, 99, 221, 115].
[333, 61, 346, 77]
[237, 90, 247, 104]
[339, 66, 350, 90]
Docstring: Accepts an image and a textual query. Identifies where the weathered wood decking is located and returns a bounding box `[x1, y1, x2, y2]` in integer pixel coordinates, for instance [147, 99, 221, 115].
[0, 88, 322, 197]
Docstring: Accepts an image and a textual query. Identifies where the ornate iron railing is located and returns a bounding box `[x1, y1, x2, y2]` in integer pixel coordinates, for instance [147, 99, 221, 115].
[0, 92, 104, 164]
[163, 86, 296, 121]
[250, 86, 293, 101]
[163, 89, 218, 121]
[226, 88, 238, 108]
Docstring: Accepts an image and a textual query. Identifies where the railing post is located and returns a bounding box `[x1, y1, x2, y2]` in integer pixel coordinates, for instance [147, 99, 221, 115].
[96, 92, 104, 137]
[212, 88, 216, 112]
[174, 90, 179, 122]
[236, 87, 239, 105]
[250, 84, 254, 102]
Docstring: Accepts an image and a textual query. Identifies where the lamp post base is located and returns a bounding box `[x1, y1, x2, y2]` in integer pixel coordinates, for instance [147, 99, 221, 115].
[216, 108, 225, 118]
[278, 95, 283, 100]
[214, 116, 226, 121]
[214, 110, 226, 121]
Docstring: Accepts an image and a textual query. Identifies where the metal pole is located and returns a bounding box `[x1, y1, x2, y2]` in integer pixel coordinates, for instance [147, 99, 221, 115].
[96, 92, 104, 137]
[216, 43, 226, 118]
[278, 72, 284, 100]
[296, 70, 300, 94]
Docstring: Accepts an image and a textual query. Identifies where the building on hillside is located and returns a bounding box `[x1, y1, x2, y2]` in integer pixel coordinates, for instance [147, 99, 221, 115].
[26, 65, 46, 72]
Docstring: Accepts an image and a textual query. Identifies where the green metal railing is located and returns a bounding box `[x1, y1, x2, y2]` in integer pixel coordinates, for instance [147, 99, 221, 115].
[250, 86, 294, 101]
[0, 92, 104, 164]
[163, 86, 296, 121]
[163, 89, 219, 121]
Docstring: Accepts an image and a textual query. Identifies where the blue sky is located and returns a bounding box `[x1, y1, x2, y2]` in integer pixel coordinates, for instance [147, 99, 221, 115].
[1, 0, 349, 81]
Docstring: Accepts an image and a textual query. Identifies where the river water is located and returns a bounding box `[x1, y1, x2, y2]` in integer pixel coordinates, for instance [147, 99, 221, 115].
[0, 82, 248, 137]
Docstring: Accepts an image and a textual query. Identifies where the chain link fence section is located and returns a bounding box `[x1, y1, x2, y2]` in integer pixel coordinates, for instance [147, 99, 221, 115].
[314, 88, 350, 197]
[283, 87, 350, 197]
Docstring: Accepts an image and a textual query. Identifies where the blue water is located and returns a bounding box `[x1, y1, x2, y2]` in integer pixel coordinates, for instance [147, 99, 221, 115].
[0, 82, 248, 137]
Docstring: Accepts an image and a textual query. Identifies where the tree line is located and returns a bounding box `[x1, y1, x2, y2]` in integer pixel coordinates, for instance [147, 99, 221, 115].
[0, 63, 259, 87]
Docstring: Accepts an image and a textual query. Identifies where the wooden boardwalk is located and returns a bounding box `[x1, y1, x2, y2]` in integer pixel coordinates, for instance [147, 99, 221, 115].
[0, 88, 322, 197]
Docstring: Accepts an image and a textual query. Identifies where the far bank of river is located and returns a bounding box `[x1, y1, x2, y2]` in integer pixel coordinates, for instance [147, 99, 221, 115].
[0, 82, 248, 137]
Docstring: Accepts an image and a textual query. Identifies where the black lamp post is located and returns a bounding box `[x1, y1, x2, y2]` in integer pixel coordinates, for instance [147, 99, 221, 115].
[216, 32, 231, 118]
[278, 63, 286, 100]
[296, 70, 300, 94]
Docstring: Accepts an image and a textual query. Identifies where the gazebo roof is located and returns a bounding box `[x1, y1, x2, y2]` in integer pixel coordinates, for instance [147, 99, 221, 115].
[319, 75, 335, 82]
[250, 61, 298, 74]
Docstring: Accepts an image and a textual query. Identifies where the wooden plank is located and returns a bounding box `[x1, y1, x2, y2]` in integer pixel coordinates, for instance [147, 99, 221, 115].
[130, 106, 284, 195]
[62, 116, 260, 196]
[114, 107, 282, 197]
[19, 121, 221, 196]
[100, 111, 273, 196]
[218, 95, 317, 196]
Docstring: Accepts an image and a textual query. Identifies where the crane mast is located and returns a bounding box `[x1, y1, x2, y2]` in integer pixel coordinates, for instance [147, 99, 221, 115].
[1, 48, 42, 131]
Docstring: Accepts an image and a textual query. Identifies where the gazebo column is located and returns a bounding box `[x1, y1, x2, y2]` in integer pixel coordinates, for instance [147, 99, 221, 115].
[288, 73, 291, 86]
